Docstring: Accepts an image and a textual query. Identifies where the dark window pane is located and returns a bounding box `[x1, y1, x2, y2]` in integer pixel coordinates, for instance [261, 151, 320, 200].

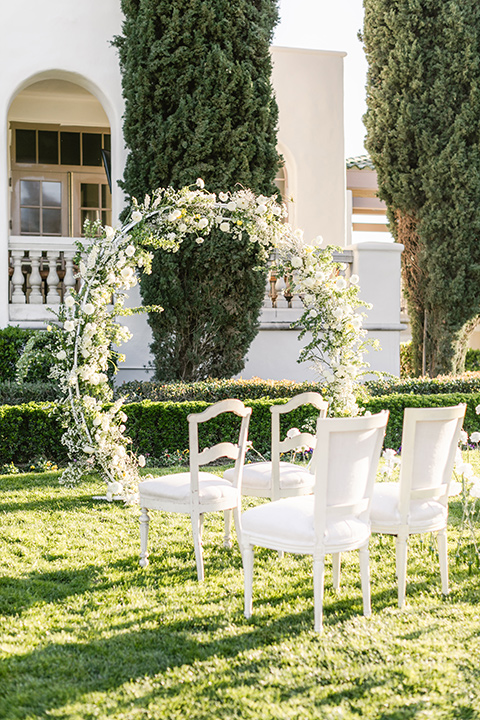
[42, 208, 62, 235]
[82, 133, 102, 166]
[38, 131, 59, 164]
[81, 183, 99, 208]
[20, 180, 40, 206]
[103, 134, 111, 152]
[21, 208, 40, 234]
[42, 181, 62, 207]
[16, 129, 36, 163]
[101, 184, 111, 208]
[60, 132, 80, 165]
[101, 210, 112, 226]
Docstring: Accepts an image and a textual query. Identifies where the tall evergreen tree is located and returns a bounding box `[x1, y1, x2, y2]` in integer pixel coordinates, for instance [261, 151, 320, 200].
[115, 0, 280, 380]
[363, 0, 480, 376]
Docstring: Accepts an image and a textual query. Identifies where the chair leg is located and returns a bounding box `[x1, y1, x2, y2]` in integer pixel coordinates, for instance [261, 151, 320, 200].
[192, 512, 205, 581]
[313, 554, 326, 633]
[396, 533, 409, 609]
[232, 506, 243, 556]
[243, 543, 254, 618]
[224, 509, 233, 549]
[359, 543, 371, 617]
[437, 527, 449, 596]
[332, 552, 341, 591]
[139, 506, 150, 568]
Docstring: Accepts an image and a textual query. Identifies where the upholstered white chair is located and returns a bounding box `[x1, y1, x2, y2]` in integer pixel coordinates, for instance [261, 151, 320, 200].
[370, 404, 466, 608]
[241, 411, 389, 632]
[138, 399, 252, 581]
[223, 392, 329, 501]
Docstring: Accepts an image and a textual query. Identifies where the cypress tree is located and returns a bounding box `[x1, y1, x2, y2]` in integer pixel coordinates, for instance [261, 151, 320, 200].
[115, 0, 280, 380]
[363, 0, 480, 376]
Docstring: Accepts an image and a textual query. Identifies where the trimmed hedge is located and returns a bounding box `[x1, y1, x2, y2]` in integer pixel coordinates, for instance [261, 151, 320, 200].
[0, 326, 37, 382]
[2, 392, 479, 466]
[365, 391, 480, 449]
[0, 382, 61, 405]
[115, 378, 323, 403]
[366, 372, 480, 397]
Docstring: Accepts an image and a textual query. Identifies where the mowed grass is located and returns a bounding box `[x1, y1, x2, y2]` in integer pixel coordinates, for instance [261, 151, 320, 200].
[1, 466, 480, 720]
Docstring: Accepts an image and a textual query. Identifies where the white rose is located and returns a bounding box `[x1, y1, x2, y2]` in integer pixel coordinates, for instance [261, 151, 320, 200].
[291, 257, 302, 269]
[196, 178, 205, 189]
[220, 222, 230, 232]
[131, 210, 142, 223]
[196, 237, 204, 244]
[56, 350, 67, 361]
[219, 192, 228, 202]
[83, 303, 95, 315]
[227, 201, 236, 212]
[256, 204, 267, 215]
[138, 455, 146, 467]
[104, 225, 115, 238]
[125, 245, 136, 257]
[65, 295, 75, 308]
[168, 209, 182, 221]
[336, 277, 347, 290]
[179, 223, 187, 233]
[471, 432, 480, 443]
[121, 266, 134, 281]
[64, 320, 75, 332]
[460, 430, 469, 445]
[198, 218, 209, 229]
[350, 274, 360, 285]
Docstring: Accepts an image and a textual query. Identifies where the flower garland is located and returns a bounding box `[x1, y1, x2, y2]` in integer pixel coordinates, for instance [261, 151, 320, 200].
[48, 180, 372, 497]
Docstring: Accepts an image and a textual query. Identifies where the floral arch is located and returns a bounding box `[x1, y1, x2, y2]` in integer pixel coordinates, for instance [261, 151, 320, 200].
[47, 180, 371, 498]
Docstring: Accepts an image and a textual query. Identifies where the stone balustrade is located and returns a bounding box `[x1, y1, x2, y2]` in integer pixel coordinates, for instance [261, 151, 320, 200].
[8, 236, 78, 322]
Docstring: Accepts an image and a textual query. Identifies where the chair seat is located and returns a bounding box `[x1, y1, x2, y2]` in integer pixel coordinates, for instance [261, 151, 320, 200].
[224, 461, 314, 492]
[242, 496, 370, 551]
[139, 472, 239, 505]
[370, 482, 448, 533]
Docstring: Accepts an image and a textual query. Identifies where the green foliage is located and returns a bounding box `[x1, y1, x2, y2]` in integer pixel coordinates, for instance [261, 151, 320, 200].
[115, 377, 323, 403]
[0, 381, 61, 405]
[363, 0, 480, 376]
[400, 341, 415, 378]
[115, 0, 281, 380]
[15, 331, 59, 384]
[0, 326, 37, 381]
[466, 348, 480, 372]
[0, 403, 66, 465]
[366, 372, 480, 397]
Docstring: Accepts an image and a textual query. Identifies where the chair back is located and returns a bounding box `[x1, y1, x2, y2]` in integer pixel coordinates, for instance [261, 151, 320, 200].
[398, 404, 466, 514]
[188, 399, 252, 494]
[313, 412, 389, 540]
[271, 392, 329, 496]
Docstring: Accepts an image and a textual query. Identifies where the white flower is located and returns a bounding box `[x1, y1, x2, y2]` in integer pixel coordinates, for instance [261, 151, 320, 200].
[256, 204, 267, 215]
[198, 218, 209, 229]
[125, 245, 136, 257]
[121, 266, 135, 281]
[448, 481, 462, 497]
[471, 481, 480, 498]
[104, 225, 115, 238]
[106, 481, 123, 501]
[335, 277, 347, 290]
[65, 295, 75, 308]
[220, 222, 230, 232]
[219, 192, 228, 202]
[350, 274, 359, 285]
[168, 209, 182, 221]
[179, 223, 187, 233]
[227, 201, 236, 212]
[460, 430, 469, 445]
[132, 210, 142, 223]
[64, 320, 75, 332]
[294, 228, 304, 240]
[286, 428, 301, 439]
[56, 350, 67, 361]
[83, 445, 95, 454]
[83, 303, 95, 315]
[309, 309, 318, 319]
[291, 256, 303, 269]
[458, 462, 474, 478]
[196, 237, 204, 244]
[476, 404, 480, 415]
[138, 455, 146, 467]
[196, 178, 205, 189]
[471, 432, 480, 443]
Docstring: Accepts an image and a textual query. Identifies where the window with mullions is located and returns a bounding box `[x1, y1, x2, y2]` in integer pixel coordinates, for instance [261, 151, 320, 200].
[15, 127, 111, 168]
[20, 180, 62, 235]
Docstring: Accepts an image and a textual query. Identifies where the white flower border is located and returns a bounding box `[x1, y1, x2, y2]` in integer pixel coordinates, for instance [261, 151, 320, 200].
[49, 180, 372, 497]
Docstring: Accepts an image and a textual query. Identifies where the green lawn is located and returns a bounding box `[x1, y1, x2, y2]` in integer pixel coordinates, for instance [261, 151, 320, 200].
[1, 466, 480, 719]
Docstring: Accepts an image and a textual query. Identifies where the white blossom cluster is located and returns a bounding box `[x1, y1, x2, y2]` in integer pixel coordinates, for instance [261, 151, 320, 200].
[276, 230, 376, 416]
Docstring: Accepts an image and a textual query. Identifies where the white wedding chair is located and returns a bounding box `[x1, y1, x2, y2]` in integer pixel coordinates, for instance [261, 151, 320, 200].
[370, 404, 466, 608]
[223, 392, 329, 500]
[241, 411, 389, 632]
[138, 399, 252, 581]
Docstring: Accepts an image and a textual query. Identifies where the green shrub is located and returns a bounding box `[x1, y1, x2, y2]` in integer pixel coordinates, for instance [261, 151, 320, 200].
[465, 348, 480, 372]
[116, 378, 323, 403]
[0, 382, 61, 405]
[0, 403, 66, 465]
[15, 331, 59, 383]
[400, 341, 415, 378]
[366, 372, 480, 397]
[0, 326, 37, 381]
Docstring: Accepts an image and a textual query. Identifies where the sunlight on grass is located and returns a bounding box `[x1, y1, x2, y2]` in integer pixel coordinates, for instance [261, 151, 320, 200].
[1, 464, 480, 719]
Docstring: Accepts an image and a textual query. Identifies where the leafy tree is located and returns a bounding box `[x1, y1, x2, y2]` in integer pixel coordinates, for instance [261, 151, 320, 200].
[363, 0, 480, 376]
[115, 0, 280, 380]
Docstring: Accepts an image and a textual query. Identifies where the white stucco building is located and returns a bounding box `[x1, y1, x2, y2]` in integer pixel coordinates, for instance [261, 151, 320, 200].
[0, 0, 402, 383]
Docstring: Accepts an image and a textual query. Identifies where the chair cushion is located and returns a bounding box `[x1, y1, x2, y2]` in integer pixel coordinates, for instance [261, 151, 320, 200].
[139, 472, 239, 505]
[224, 461, 314, 492]
[241, 496, 370, 551]
[370, 482, 447, 532]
